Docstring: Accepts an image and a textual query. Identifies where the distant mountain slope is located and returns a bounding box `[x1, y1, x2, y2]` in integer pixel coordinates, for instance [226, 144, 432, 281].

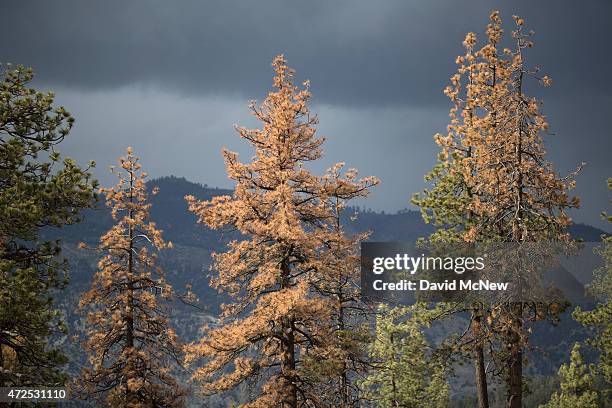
[144, 176, 607, 244]
[52, 175, 607, 248]
[48, 175, 607, 317]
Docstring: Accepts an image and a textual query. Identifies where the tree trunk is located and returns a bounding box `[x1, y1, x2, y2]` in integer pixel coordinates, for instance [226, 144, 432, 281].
[280, 261, 297, 408]
[475, 345, 489, 408]
[125, 283, 135, 407]
[506, 65, 525, 408]
[125, 176, 135, 408]
[506, 307, 522, 408]
[473, 313, 489, 408]
[279, 318, 297, 408]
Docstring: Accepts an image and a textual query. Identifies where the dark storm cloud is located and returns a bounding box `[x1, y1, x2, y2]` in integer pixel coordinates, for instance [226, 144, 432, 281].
[2, 0, 611, 106]
[1, 0, 610, 229]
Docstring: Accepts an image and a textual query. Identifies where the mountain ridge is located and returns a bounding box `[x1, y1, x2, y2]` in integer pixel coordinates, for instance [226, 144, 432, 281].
[54, 175, 608, 247]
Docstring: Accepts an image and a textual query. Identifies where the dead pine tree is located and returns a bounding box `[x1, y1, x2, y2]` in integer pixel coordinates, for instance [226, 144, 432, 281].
[77, 147, 186, 408]
[185, 55, 377, 408]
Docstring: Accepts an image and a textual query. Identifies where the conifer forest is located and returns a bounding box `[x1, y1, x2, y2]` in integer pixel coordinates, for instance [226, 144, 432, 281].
[1, 2, 610, 407]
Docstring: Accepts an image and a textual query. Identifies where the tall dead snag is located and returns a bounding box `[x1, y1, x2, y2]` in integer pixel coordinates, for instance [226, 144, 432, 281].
[77, 148, 186, 407]
[185, 55, 377, 408]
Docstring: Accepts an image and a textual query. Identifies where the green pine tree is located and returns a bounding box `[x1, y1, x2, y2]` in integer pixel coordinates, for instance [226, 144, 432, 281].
[361, 303, 449, 408]
[573, 177, 612, 402]
[539, 344, 598, 408]
[0, 64, 97, 387]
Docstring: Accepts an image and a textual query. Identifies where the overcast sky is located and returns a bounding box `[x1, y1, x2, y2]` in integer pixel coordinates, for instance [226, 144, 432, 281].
[1, 0, 610, 228]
